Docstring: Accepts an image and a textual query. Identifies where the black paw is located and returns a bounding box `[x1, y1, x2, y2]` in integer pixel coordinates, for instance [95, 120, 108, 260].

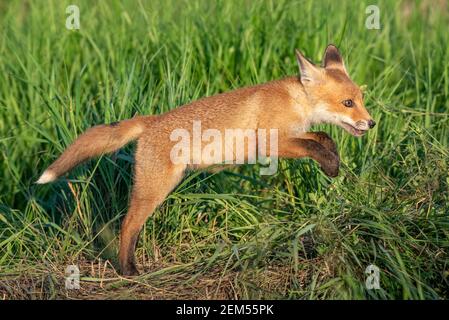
[315, 131, 338, 155]
[321, 152, 340, 178]
[121, 265, 140, 277]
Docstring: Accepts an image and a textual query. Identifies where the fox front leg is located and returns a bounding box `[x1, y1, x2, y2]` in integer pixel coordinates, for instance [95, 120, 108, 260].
[301, 132, 338, 156]
[279, 138, 340, 177]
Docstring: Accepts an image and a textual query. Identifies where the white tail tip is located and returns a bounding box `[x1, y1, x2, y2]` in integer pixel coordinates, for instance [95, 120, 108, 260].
[36, 170, 56, 184]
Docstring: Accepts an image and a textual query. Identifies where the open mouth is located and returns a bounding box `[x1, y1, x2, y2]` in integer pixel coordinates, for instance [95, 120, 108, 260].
[341, 122, 367, 137]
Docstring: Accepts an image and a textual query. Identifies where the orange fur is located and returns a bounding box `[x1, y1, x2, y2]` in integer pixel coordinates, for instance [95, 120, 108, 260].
[37, 45, 375, 276]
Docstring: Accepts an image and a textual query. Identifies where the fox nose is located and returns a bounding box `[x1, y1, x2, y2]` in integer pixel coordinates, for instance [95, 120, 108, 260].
[368, 119, 376, 129]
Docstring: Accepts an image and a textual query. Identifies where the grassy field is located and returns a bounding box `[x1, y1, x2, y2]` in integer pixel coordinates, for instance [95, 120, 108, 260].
[0, 0, 448, 299]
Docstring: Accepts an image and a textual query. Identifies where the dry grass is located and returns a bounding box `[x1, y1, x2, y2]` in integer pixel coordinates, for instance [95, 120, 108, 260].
[0, 257, 320, 300]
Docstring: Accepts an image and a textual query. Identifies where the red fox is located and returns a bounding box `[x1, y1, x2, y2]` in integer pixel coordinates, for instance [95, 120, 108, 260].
[37, 45, 375, 276]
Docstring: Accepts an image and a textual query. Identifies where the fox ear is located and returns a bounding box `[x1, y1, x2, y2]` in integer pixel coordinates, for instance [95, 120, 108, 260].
[323, 44, 347, 73]
[295, 49, 321, 83]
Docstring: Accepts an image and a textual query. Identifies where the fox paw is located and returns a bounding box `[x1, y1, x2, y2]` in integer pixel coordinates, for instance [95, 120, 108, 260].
[121, 264, 140, 277]
[321, 152, 340, 177]
[314, 131, 338, 155]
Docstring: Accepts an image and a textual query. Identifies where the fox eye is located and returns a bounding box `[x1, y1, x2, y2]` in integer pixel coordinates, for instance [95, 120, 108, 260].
[342, 99, 354, 108]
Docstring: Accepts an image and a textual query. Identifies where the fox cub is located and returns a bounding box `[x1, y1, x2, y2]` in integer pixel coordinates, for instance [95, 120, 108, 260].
[37, 45, 375, 276]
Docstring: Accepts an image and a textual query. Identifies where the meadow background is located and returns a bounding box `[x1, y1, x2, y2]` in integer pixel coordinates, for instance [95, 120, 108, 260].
[0, 0, 448, 299]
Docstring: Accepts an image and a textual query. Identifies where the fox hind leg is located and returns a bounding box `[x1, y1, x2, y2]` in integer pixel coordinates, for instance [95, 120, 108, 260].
[119, 146, 185, 276]
[119, 195, 156, 276]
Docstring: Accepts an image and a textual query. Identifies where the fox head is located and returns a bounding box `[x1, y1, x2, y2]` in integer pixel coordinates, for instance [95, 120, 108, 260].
[296, 44, 375, 136]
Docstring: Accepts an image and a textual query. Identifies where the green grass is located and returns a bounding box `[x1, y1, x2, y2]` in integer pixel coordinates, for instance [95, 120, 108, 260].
[0, 0, 448, 299]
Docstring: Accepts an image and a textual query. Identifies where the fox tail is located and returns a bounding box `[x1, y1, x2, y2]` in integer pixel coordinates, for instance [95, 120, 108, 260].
[36, 116, 149, 184]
